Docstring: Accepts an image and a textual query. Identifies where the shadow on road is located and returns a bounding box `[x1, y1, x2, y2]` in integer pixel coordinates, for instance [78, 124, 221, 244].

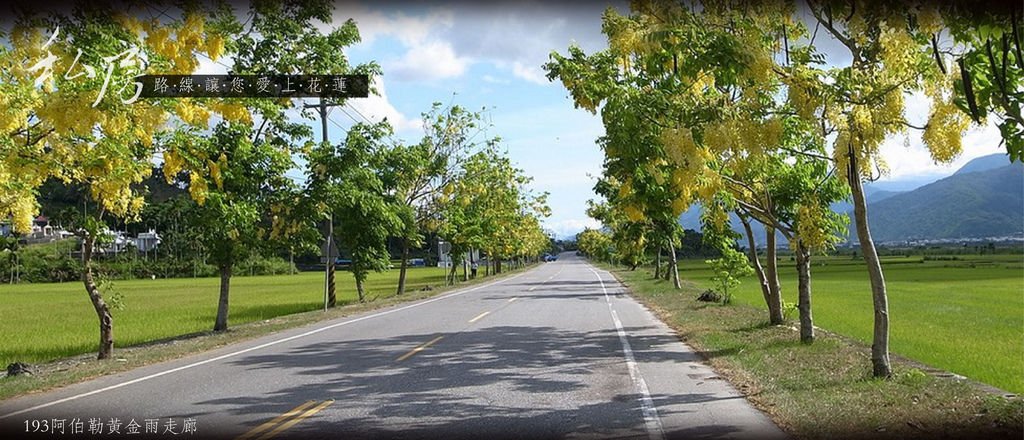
[195, 324, 740, 439]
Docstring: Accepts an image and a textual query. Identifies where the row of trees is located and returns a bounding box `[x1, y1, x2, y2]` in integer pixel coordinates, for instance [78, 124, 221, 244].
[0, 0, 550, 359]
[547, 0, 1020, 378]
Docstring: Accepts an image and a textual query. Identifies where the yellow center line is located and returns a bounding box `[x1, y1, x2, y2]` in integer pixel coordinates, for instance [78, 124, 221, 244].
[396, 336, 445, 362]
[235, 400, 318, 440]
[468, 311, 491, 323]
[255, 399, 334, 440]
[508, 297, 519, 303]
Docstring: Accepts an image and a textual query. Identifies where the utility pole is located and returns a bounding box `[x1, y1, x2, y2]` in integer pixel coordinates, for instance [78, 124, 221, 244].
[305, 98, 344, 309]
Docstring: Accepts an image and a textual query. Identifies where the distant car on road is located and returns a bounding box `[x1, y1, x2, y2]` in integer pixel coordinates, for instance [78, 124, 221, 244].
[543, 254, 558, 262]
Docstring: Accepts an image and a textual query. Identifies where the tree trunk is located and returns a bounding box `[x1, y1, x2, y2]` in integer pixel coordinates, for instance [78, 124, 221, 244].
[740, 215, 775, 323]
[496, 259, 502, 274]
[463, 257, 468, 281]
[654, 246, 662, 279]
[327, 223, 336, 307]
[396, 238, 410, 295]
[667, 239, 681, 289]
[662, 242, 671, 281]
[356, 277, 366, 302]
[795, 240, 813, 343]
[214, 264, 231, 332]
[848, 147, 892, 378]
[82, 233, 113, 360]
[448, 264, 458, 286]
[765, 227, 784, 325]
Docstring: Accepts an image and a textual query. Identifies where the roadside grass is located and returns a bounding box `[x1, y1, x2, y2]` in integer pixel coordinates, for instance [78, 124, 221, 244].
[609, 264, 1024, 440]
[0, 266, 521, 400]
[676, 254, 1024, 394]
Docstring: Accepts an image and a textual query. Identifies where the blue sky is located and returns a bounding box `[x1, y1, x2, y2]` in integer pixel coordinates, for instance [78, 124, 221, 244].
[311, 1, 622, 238]
[202, 1, 1006, 239]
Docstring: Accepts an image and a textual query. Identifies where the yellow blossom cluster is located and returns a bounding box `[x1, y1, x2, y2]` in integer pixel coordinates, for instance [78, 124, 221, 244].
[0, 95, 34, 134]
[189, 173, 208, 205]
[795, 199, 836, 251]
[784, 67, 821, 120]
[208, 152, 228, 189]
[1, 190, 38, 233]
[660, 126, 706, 166]
[878, 18, 918, 78]
[0, 9, 237, 232]
[669, 169, 694, 212]
[90, 179, 146, 220]
[917, 6, 943, 35]
[162, 149, 185, 183]
[703, 117, 783, 156]
[131, 104, 168, 147]
[175, 100, 211, 127]
[35, 94, 105, 136]
[210, 101, 253, 125]
[144, 14, 206, 73]
[923, 98, 969, 163]
[623, 203, 644, 222]
[114, 14, 145, 36]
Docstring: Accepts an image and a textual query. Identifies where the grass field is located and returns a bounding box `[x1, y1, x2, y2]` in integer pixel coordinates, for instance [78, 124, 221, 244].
[674, 253, 1024, 394]
[0, 268, 449, 368]
[609, 264, 1023, 439]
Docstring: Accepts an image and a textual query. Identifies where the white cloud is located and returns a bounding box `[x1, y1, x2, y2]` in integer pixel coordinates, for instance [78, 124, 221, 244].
[440, 3, 618, 84]
[347, 76, 422, 133]
[815, 91, 1005, 183]
[511, 61, 549, 85]
[390, 40, 469, 81]
[482, 74, 510, 85]
[876, 118, 1004, 181]
[528, 163, 601, 189]
[330, 3, 454, 47]
[332, 2, 616, 84]
[543, 218, 601, 239]
[331, 4, 468, 82]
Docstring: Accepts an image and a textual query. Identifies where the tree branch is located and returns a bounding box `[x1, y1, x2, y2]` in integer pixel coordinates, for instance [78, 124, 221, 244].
[902, 121, 927, 130]
[735, 199, 794, 236]
[252, 117, 269, 144]
[779, 146, 833, 162]
[932, 33, 946, 75]
[807, 0, 859, 61]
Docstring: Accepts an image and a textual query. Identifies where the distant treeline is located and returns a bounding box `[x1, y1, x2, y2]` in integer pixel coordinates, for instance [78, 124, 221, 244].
[0, 239, 295, 284]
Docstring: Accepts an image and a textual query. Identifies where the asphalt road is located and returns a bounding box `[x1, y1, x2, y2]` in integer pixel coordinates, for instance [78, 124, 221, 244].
[0, 253, 786, 440]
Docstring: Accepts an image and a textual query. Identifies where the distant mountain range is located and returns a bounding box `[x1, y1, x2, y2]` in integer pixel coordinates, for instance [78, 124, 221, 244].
[851, 156, 1023, 243]
[679, 153, 1024, 246]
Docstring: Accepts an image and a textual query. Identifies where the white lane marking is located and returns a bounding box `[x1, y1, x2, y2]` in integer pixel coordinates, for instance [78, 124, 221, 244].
[549, 266, 565, 282]
[528, 266, 564, 291]
[468, 311, 491, 323]
[589, 267, 665, 440]
[0, 271, 530, 420]
[507, 297, 519, 303]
